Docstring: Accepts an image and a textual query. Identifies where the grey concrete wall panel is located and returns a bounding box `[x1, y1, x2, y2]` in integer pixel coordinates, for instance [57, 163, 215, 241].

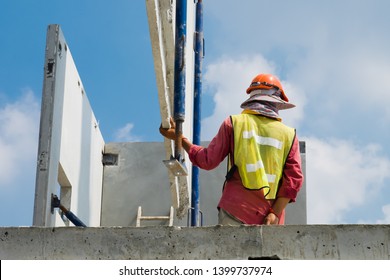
[101, 141, 306, 226]
[101, 141, 221, 227]
[1, 225, 389, 260]
[101, 142, 186, 226]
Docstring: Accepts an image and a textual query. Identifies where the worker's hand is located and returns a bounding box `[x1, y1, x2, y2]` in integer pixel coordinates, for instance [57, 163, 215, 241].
[263, 212, 279, 225]
[159, 117, 176, 140]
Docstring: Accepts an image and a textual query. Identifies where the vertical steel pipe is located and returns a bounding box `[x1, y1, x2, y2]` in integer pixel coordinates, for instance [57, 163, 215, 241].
[191, 0, 204, 226]
[174, 0, 187, 160]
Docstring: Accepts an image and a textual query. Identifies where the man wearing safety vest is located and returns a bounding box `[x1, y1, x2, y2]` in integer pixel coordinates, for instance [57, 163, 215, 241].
[160, 73, 303, 225]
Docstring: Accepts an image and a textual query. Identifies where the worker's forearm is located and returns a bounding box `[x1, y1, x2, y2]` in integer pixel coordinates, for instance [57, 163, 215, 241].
[264, 197, 290, 225]
[182, 137, 192, 153]
[272, 197, 290, 215]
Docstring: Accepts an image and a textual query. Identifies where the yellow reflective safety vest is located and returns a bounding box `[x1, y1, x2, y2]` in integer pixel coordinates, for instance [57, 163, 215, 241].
[231, 113, 296, 199]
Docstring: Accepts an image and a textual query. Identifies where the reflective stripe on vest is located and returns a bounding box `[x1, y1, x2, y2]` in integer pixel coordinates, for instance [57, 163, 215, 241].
[231, 113, 295, 199]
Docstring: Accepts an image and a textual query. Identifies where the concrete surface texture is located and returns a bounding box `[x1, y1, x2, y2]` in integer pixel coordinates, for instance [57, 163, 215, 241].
[1, 225, 389, 260]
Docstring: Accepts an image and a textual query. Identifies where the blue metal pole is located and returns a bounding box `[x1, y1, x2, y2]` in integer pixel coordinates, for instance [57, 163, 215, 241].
[63, 210, 87, 227]
[58, 205, 87, 227]
[191, 0, 204, 227]
[173, 0, 187, 160]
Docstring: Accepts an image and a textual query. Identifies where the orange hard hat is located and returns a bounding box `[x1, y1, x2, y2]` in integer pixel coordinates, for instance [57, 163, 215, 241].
[246, 73, 289, 102]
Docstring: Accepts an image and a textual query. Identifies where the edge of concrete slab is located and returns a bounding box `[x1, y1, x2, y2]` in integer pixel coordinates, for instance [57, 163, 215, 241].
[1, 225, 389, 260]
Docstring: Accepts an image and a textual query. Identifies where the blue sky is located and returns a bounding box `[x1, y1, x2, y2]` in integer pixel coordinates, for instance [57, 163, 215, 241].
[1, 0, 390, 226]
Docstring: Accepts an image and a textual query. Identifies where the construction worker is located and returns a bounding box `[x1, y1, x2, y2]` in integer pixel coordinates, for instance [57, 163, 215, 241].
[160, 73, 303, 225]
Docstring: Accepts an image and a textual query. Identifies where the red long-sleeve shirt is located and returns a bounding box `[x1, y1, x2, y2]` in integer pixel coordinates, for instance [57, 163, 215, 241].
[188, 116, 303, 225]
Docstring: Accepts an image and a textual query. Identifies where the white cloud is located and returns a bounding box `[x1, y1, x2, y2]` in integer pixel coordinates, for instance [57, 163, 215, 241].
[304, 136, 390, 224]
[202, 55, 306, 140]
[114, 122, 141, 142]
[0, 89, 40, 188]
[206, 0, 390, 138]
[376, 204, 390, 224]
[200, 1, 390, 225]
[200, 54, 390, 224]
[357, 204, 390, 224]
[278, 81, 306, 129]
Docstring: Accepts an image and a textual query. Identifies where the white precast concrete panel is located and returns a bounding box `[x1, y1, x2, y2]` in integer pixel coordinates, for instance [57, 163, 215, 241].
[146, 0, 196, 218]
[33, 25, 105, 227]
[146, 0, 181, 213]
[59, 43, 105, 226]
